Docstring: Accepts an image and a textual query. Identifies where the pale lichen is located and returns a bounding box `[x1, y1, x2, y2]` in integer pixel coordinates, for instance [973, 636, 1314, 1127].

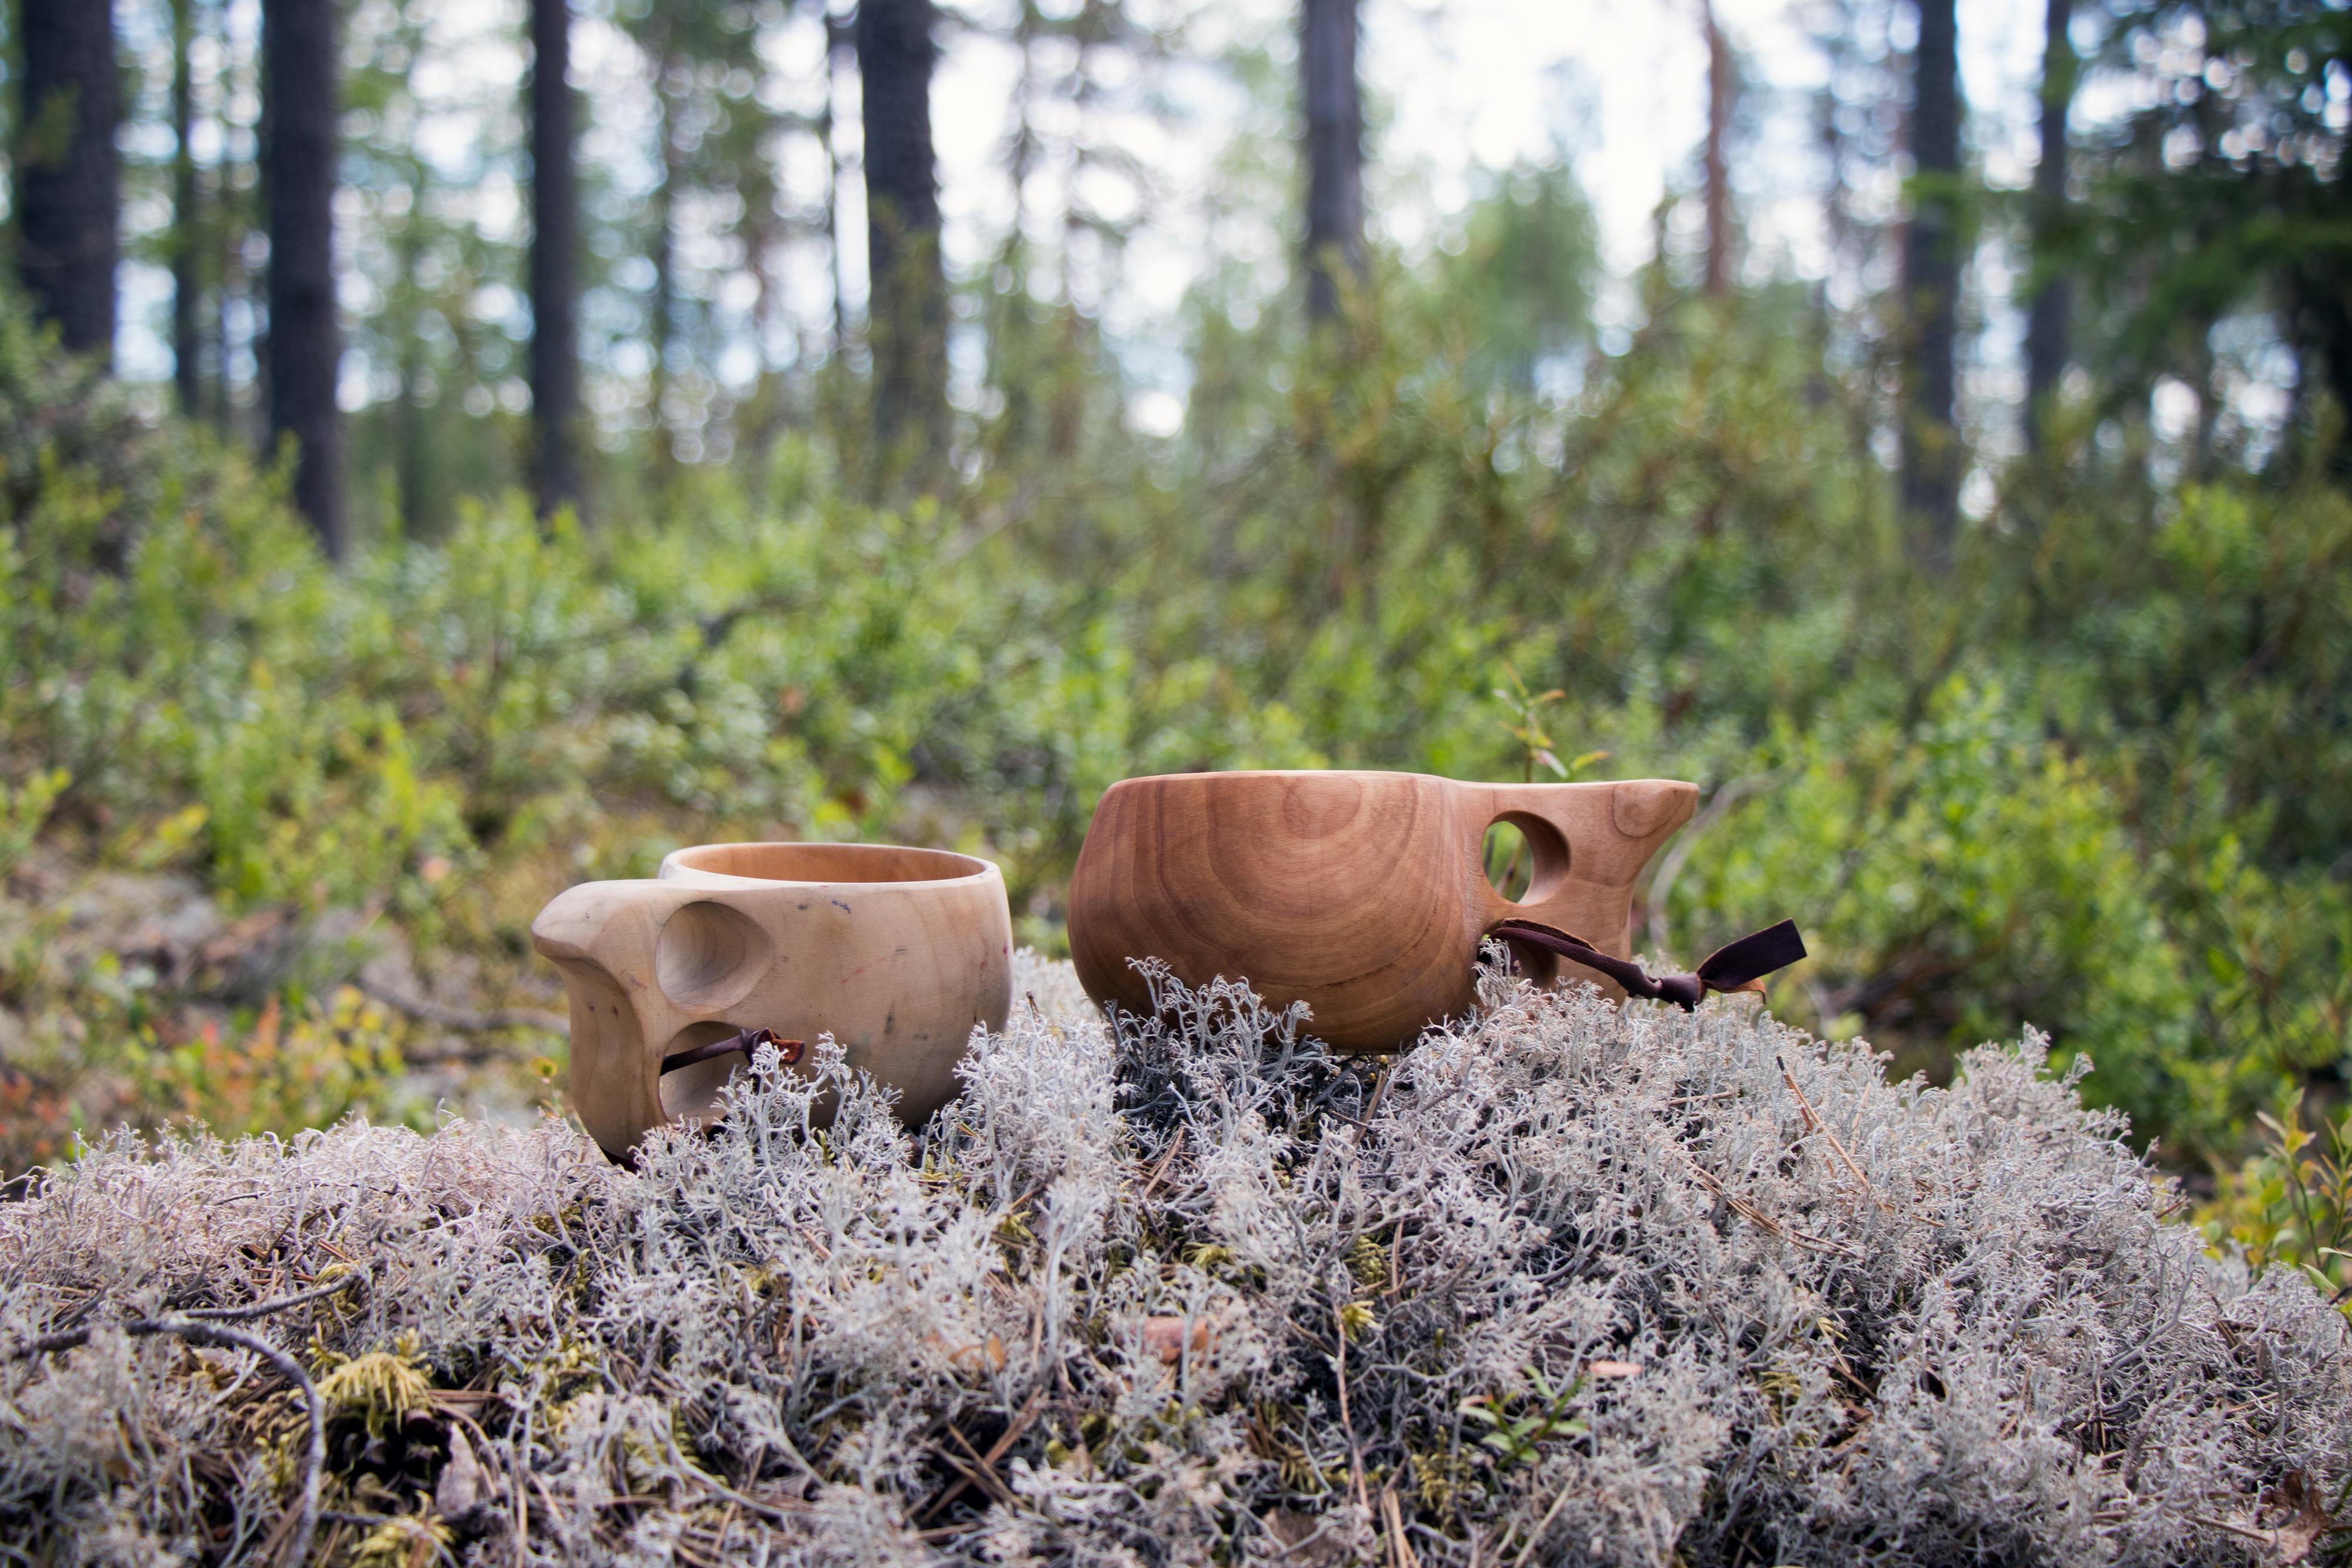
[1, 951, 2344, 1565]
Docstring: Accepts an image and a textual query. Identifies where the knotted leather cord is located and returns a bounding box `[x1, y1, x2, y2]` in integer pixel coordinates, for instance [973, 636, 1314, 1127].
[659, 1026, 805, 1077]
[1489, 917, 1806, 1011]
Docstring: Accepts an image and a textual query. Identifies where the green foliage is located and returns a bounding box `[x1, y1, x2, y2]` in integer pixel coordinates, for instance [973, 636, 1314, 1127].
[1671, 680, 2201, 1135]
[2076, 0, 2352, 422]
[1489, 664, 1606, 784]
[1460, 1367, 1589, 1469]
[130, 987, 416, 1142]
[3, 257, 2350, 1176]
[1427, 160, 1602, 396]
[0, 768, 66, 881]
[2204, 1091, 2352, 1314]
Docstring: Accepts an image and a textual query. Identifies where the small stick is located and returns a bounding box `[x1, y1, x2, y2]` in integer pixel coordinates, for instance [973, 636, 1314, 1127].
[1335, 1305, 1369, 1515]
[692, 1472, 808, 1524]
[11, 1281, 359, 1568]
[1777, 1054, 1886, 1211]
[1511, 1467, 1582, 1568]
[1679, 1151, 1862, 1258]
[1138, 1128, 1187, 1203]
[9, 1272, 362, 1358]
[182, 1273, 363, 1322]
[918, 1388, 1045, 1522]
[940, 1425, 1021, 1509]
[2187, 1513, 2286, 1546]
[1382, 1481, 1423, 1568]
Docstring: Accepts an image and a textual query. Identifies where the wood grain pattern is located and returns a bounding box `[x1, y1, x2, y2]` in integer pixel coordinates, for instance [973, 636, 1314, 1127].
[530, 842, 1012, 1161]
[1066, 771, 1696, 1052]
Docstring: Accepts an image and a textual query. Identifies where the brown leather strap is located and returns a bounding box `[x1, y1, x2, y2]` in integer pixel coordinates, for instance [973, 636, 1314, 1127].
[1489, 918, 1806, 1011]
[659, 1027, 805, 1076]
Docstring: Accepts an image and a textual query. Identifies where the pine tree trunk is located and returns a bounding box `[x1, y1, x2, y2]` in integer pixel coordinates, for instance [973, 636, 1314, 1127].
[1301, 0, 1362, 323]
[172, 0, 203, 410]
[1702, 1, 1733, 297]
[736, 80, 790, 497]
[1899, 0, 1962, 571]
[15, 0, 122, 359]
[648, 35, 680, 476]
[529, 0, 582, 519]
[825, 11, 852, 364]
[395, 167, 432, 537]
[2023, 0, 2073, 450]
[857, 0, 947, 479]
[217, 183, 245, 437]
[263, 0, 345, 557]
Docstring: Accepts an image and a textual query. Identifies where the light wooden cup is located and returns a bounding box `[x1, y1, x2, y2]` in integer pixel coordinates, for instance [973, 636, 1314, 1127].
[1066, 770, 1696, 1052]
[531, 842, 1013, 1161]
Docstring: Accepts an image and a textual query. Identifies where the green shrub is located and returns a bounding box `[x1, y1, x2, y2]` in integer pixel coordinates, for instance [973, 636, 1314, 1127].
[2205, 1092, 2352, 1316]
[2, 283, 2349, 1176]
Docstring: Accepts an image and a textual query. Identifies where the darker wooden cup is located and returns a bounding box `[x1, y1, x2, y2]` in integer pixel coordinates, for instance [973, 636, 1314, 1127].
[1065, 770, 1696, 1052]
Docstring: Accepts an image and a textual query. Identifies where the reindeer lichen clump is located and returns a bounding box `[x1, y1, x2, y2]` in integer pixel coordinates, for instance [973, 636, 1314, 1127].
[2, 954, 2346, 1564]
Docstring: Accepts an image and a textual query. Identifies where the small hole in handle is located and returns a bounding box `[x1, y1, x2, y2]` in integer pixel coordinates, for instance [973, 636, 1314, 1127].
[1481, 812, 1570, 905]
[1482, 821, 1535, 901]
[658, 1024, 806, 1126]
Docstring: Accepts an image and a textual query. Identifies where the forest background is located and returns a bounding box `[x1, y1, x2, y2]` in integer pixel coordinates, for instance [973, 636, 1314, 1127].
[0, 0, 2347, 1307]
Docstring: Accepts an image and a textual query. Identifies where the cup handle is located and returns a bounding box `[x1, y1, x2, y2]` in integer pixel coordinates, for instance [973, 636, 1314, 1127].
[530, 878, 721, 1159]
[1464, 779, 1697, 981]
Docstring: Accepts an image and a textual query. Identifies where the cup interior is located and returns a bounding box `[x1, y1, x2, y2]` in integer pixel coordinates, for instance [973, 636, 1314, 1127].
[665, 841, 988, 885]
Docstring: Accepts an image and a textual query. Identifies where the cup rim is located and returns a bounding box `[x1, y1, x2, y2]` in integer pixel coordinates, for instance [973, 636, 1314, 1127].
[658, 841, 998, 888]
[1107, 768, 1441, 784]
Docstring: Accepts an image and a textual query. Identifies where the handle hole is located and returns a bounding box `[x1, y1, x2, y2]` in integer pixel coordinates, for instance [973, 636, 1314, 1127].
[658, 1022, 752, 1126]
[654, 900, 774, 1011]
[1481, 813, 1570, 905]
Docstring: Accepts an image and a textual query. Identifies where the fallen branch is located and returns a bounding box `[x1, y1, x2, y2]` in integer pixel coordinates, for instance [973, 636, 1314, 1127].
[12, 1273, 361, 1358]
[183, 1273, 365, 1323]
[359, 977, 567, 1037]
[12, 1314, 329, 1568]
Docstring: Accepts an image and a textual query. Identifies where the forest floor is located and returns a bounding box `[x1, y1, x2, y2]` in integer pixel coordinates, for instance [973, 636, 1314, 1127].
[0, 839, 573, 1169]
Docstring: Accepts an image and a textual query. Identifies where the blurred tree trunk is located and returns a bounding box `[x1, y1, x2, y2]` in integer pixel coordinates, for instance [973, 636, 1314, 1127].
[218, 179, 247, 439]
[217, 210, 240, 434]
[263, 0, 345, 558]
[15, 0, 121, 359]
[857, 0, 947, 480]
[1899, 0, 1962, 571]
[529, 0, 583, 520]
[172, 0, 203, 410]
[394, 170, 431, 536]
[1702, 0, 1733, 296]
[1301, 0, 1362, 322]
[736, 120, 791, 497]
[2023, 0, 2073, 450]
[650, 41, 680, 476]
[824, 8, 853, 362]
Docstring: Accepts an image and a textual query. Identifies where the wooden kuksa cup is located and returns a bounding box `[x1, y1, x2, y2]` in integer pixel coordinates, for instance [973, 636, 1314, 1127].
[531, 842, 1013, 1161]
[1065, 770, 1697, 1052]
